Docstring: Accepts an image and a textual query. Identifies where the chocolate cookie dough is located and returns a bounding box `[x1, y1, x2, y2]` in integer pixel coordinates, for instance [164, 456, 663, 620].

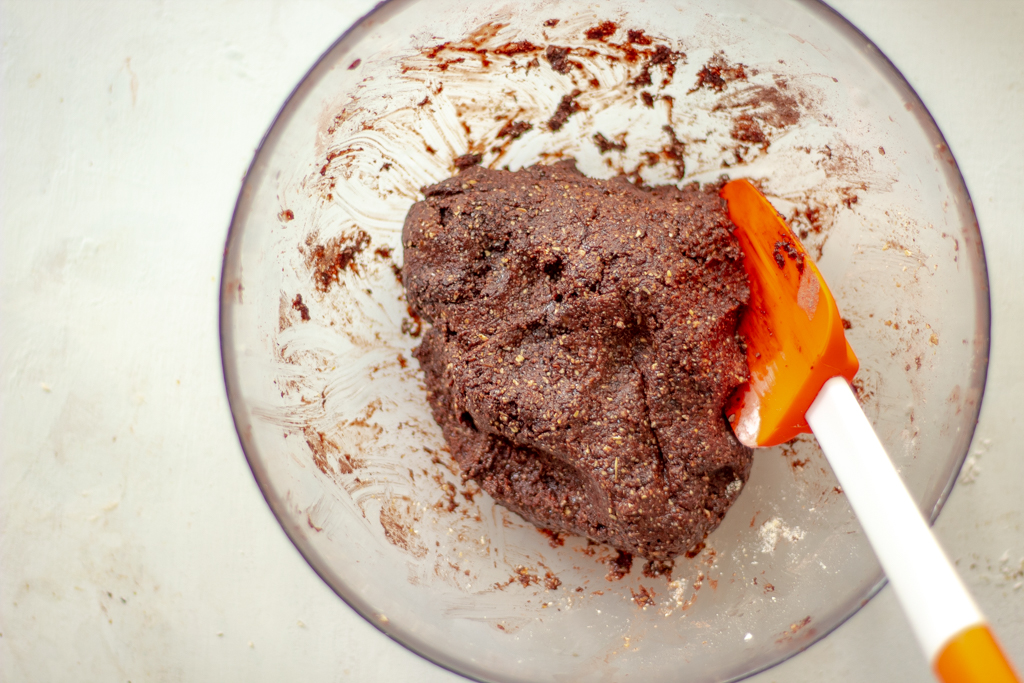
[403, 161, 751, 560]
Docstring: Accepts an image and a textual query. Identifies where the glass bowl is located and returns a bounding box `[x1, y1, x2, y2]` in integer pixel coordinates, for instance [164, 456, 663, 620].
[220, 1, 989, 681]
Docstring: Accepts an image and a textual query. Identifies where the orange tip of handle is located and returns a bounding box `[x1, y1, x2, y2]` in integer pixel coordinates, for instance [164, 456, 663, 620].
[935, 624, 1021, 683]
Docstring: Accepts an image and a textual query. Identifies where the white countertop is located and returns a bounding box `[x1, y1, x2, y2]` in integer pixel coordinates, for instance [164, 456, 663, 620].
[1, 1, 1021, 681]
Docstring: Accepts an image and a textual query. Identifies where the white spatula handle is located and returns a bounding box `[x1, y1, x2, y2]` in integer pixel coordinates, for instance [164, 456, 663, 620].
[806, 377, 982, 662]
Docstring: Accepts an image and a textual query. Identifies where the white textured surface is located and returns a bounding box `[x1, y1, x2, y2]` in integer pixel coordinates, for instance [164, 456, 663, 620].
[1, 1, 1020, 682]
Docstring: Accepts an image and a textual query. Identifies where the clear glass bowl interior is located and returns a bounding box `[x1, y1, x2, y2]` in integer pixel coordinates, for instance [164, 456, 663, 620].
[221, 1, 989, 681]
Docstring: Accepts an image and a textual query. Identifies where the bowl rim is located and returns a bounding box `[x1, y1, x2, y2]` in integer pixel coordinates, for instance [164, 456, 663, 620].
[218, 1, 992, 680]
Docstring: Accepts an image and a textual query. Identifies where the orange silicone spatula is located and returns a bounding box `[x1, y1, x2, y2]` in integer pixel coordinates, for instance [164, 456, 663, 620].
[720, 178, 1020, 683]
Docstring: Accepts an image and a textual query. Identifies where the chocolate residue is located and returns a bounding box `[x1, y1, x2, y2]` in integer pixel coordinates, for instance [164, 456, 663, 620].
[776, 615, 814, 644]
[545, 45, 573, 74]
[318, 143, 369, 183]
[348, 58, 361, 70]
[642, 558, 674, 579]
[278, 209, 295, 222]
[435, 476, 459, 512]
[792, 616, 811, 632]
[336, 452, 364, 475]
[692, 53, 748, 92]
[380, 498, 428, 558]
[495, 565, 561, 590]
[606, 550, 633, 581]
[684, 540, 706, 559]
[731, 114, 768, 148]
[436, 58, 466, 72]
[454, 152, 483, 169]
[630, 44, 685, 89]
[629, 64, 653, 88]
[424, 42, 451, 60]
[650, 45, 678, 68]
[291, 294, 311, 321]
[627, 29, 653, 46]
[631, 584, 656, 608]
[460, 484, 479, 504]
[306, 229, 371, 292]
[547, 89, 582, 131]
[640, 91, 655, 107]
[661, 125, 686, 179]
[593, 132, 626, 153]
[498, 120, 533, 139]
[584, 21, 617, 41]
[304, 427, 336, 475]
[632, 126, 686, 178]
[851, 377, 873, 403]
[374, 245, 392, 259]
[543, 18, 560, 28]
[539, 528, 567, 547]
[715, 83, 800, 130]
[772, 237, 805, 272]
[796, 205, 824, 235]
[401, 305, 423, 338]
[494, 40, 539, 56]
